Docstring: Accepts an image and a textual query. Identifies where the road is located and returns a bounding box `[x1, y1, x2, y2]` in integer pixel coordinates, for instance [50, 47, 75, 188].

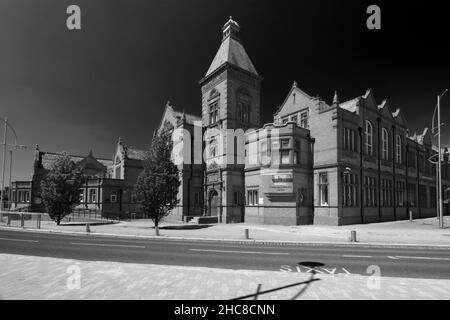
[0, 229, 449, 279]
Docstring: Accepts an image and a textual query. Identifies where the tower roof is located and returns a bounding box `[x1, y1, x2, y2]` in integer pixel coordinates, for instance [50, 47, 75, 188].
[205, 17, 258, 78]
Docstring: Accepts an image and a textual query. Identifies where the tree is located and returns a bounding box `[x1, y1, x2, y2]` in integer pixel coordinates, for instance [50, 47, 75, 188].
[134, 132, 180, 235]
[40, 153, 84, 225]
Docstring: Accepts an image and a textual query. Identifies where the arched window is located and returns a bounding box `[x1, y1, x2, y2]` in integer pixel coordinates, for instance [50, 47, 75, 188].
[382, 128, 389, 160]
[209, 137, 217, 158]
[396, 134, 402, 164]
[209, 88, 219, 99]
[208, 89, 220, 125]
[365, 120, 373, 156]
[115, 166, 121, 179]
[236, 88, 251, 124]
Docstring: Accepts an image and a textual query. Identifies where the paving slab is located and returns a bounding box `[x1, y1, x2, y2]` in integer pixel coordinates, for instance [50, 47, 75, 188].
[0, 253, 449, 300]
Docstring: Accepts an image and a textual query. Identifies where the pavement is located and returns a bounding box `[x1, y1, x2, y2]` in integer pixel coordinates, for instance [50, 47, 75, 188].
[1, 253, 450, 300]
[2, 215, 450, 247]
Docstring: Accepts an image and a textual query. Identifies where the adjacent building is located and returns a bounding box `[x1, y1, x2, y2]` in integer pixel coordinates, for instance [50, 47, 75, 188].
[11, 139, 146, 219]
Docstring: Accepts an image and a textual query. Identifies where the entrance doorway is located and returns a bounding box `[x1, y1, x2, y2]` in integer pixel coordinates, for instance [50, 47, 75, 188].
[208, 189, 220, 217]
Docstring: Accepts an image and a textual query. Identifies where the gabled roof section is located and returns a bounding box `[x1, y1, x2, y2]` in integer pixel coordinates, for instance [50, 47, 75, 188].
[417, 127, 432, 146]
[339, 97, 361, 113]
[274, 82, 314, 117]
[392, 108, 407, 127]
[362, 89, 379, 112]
[205, 18, 258, 78]
[377, 99, 394, 120]
[157, 101, 201, 134]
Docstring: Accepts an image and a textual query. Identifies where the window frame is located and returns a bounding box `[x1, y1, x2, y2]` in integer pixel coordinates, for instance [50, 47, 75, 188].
[110, 191, 118, 203]
[319, 172, 329, 206]
[209, 100, 219, 125]
[247, 189, 259, 206]
[381, 128, 389, 160]
[300, 111, 309, 128]
[89, 188, 97, 203]
[396, 134, 402, 164]
[365, 120, 373, 156]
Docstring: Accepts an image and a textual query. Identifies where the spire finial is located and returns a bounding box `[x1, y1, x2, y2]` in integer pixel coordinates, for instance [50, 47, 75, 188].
[333, 90, 339, 105]
[222, 16, 240, 41]
[293, 81, 298, 88]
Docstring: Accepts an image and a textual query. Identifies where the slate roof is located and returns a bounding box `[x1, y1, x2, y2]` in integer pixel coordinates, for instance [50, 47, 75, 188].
[339, 97, 360, 113]
[126, 147, 147, 160]
[205, 36, 258, 77]
[173, 109, 202, 126]
[40, 152, 113, 170]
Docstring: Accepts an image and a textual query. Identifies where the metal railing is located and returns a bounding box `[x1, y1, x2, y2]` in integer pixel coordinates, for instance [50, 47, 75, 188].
[1, 211, 42, 229]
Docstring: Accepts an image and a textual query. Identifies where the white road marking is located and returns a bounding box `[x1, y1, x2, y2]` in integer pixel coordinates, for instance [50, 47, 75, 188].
[0, 237, 39, 243]
[71, 242, 145, 249]
[342, 255, 373, 258]
[387, 256, 399, 260]
[393, 255, 450, 261]
[189, 249, 289, 255]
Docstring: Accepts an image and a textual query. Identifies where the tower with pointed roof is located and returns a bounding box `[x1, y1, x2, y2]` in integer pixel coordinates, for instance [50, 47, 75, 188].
[199, 17, 262, 131]
[199, 17, 263, 223]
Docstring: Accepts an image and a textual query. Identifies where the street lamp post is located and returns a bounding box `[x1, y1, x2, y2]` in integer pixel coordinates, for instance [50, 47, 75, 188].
[0, 117, 25, 222]
[0, 118, 8, 218]
[436, 89, 448, 229]
[8, 150, 12, 210]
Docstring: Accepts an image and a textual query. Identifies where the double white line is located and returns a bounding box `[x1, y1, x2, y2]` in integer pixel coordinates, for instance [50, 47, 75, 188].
[71, 242, 145, 249]
[343, 254, 450, 261]
[189, 248, 289, 255]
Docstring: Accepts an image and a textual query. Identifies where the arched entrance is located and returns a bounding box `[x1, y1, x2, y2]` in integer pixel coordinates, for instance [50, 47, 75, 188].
[208, 189, 220, 217]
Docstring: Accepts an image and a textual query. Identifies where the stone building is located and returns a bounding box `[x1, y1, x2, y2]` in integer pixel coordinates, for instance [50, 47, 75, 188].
[156, 17, 450, 225]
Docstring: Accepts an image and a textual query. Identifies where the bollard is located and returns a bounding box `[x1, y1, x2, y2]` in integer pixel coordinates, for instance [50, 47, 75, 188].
[245, 228, 250, 239]
[350, 230, 357, 242]
[86, 223, 90, 233]
[409, 210, 413, 222]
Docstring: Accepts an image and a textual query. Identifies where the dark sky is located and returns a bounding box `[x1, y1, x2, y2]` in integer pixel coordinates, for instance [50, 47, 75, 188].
[0, 0, 449, 182]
